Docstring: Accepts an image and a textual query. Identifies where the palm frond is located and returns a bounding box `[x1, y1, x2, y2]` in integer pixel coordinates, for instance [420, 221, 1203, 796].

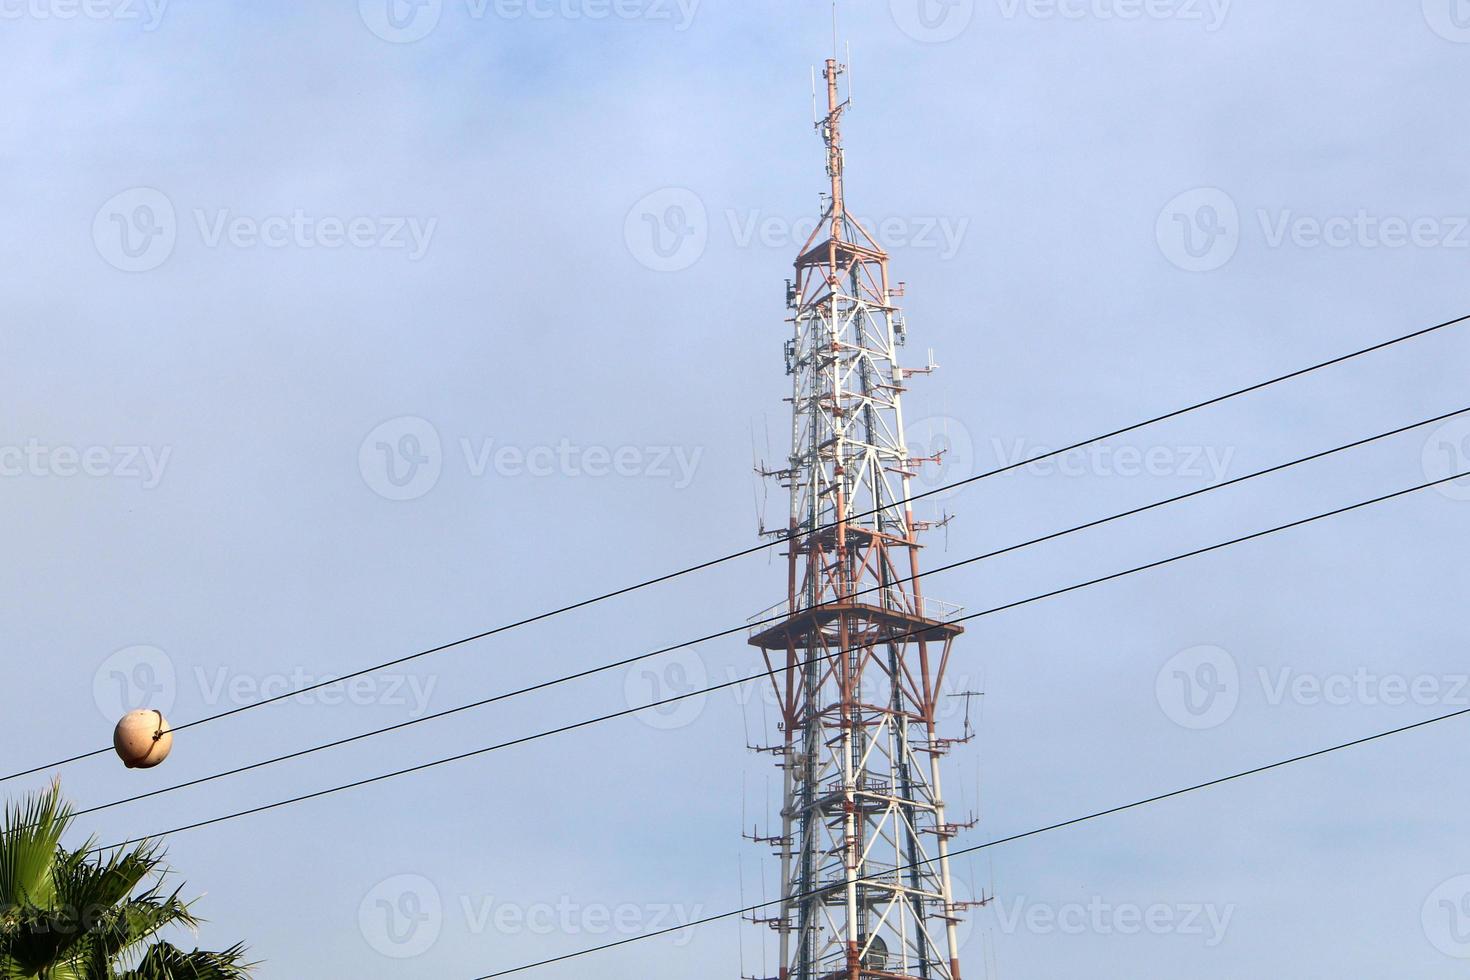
[0, 780, 72, 908]
[116, 942, 256, 980]
[53, 842, 171, 929]
[0, 787, 255, 979]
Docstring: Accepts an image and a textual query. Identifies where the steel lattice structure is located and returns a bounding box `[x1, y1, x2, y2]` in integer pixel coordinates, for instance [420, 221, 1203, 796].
[746, 58, 979, 980]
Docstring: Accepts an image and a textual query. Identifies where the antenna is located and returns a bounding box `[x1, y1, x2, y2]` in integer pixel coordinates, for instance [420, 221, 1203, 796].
[831, 0, 838, 63]
[810, 66, 819, 126]
[750, 418, 773, 539]
[741, 694, 754, 753]
[737, 857, 747, 977]
[846, 41, 853, 107]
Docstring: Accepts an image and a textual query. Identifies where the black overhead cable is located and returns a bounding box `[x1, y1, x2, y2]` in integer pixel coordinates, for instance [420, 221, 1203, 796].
[470, 704, 1470, 977]
[6, 311, 1464, 784]
[84, 469, 1466, 854]
[63, 405, 1470, 825]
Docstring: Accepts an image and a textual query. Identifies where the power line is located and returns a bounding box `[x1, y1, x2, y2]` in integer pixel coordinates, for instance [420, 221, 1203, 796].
[85, 470, 1465, 853]
[471, 704, 1470, 978]
[7, 311, 1465, 786]
[66, 406, 1469, 824]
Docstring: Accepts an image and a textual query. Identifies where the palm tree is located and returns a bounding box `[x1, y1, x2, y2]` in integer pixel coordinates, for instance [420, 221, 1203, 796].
[0, 783, 256, 979]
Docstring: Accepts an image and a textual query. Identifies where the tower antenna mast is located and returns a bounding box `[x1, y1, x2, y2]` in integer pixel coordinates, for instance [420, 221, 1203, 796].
[745, 38, 985, 980]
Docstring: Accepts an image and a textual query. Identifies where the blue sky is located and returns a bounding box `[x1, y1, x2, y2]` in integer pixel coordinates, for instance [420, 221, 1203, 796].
[3, 1, 1470, 976]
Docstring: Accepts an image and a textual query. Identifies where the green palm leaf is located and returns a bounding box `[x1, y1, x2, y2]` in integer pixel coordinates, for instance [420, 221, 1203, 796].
[116, 942, 255, 980]
[0, 785, 255, 979]
[0, 781, 70, 908]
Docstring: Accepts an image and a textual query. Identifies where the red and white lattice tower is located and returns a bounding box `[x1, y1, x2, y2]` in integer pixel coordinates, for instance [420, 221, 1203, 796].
[745, 57, 981, 980]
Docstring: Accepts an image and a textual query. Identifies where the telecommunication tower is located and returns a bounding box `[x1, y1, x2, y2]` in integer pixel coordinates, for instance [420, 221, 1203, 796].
[745, 56, 983, 980]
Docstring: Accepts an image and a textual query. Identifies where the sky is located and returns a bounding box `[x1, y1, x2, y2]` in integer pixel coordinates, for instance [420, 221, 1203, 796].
[2, 1, 1470, 977]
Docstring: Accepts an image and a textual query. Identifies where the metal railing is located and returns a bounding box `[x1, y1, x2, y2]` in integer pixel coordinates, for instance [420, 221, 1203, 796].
[747, 588, 965, 638]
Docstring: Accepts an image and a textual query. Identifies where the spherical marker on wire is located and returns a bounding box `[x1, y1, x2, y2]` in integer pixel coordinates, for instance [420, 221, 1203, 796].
[113, 709, 173, 769]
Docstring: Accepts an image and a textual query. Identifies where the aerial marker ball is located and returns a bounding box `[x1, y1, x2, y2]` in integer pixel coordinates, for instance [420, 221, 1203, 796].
[113, 709, 173, 769]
